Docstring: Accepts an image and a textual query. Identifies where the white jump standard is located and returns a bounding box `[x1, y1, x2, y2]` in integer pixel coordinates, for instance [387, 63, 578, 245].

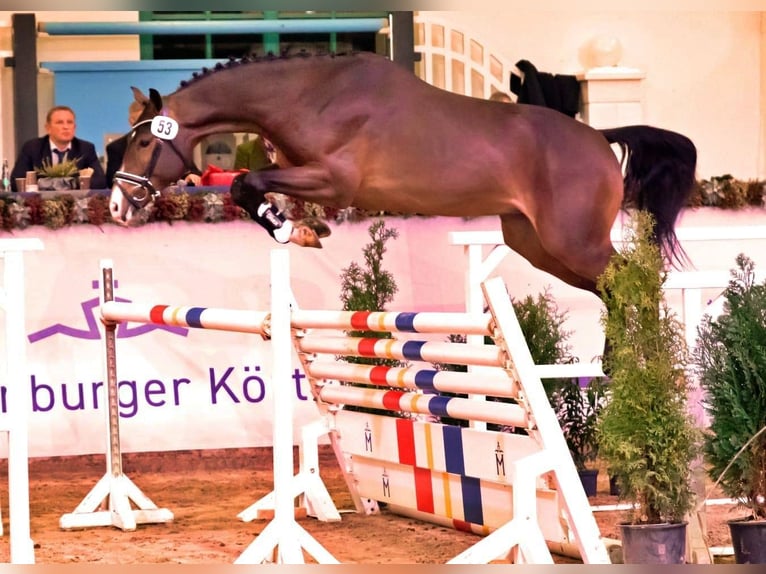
[59, 262, 174, 531]
[0, 238, 44, 564]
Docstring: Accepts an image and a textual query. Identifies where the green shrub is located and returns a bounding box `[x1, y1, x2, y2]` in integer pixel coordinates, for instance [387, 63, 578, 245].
[597, 211, 699, 524]
[694, 254, 766, 520]
[338, 219, 401, 368]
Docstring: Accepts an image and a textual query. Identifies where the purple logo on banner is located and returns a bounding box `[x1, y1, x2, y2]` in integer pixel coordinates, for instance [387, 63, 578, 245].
[28, 278, 188, 343]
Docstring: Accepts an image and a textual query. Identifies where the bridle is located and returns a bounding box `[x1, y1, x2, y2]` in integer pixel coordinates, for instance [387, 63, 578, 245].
[113, 117, 201, 211]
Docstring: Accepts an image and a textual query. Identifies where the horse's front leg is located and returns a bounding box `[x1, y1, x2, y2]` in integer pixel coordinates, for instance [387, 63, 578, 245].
[230, 166, 342, 248]
[240, 163, 353, 207]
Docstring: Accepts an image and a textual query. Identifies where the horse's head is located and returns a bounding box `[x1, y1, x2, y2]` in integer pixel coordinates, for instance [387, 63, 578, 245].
[110, 87, 198, 225]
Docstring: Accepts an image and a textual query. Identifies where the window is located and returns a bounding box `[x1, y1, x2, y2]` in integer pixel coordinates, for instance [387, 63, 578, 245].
[139, 11, 389, 60]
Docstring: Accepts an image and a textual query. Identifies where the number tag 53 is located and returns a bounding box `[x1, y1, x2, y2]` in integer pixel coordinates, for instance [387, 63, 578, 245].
[151, 116, 179, 140]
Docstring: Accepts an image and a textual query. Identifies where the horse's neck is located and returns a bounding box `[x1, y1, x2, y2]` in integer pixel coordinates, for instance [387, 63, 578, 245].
[169, 86, 264, 137]
[169, 57, 358, 139]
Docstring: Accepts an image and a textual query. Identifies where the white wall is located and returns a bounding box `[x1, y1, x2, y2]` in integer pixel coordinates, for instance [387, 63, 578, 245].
[430, 9, 765, 180]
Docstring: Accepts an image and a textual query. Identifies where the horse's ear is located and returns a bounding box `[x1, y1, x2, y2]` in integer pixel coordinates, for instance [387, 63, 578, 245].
[131, 86, 149, 105]
[149, 88, 163, 111]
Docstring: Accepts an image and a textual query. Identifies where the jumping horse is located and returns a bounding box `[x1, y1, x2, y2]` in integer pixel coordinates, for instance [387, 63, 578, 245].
[110, 51, 697, 299]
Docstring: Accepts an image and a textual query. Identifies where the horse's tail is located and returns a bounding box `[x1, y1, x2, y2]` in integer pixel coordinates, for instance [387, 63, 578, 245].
[600, 125, 697, 267]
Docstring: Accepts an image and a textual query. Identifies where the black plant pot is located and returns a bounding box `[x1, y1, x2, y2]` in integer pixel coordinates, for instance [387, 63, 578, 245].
[619, 522, 687, 564]
[729, 517, 766, 564]
[578, 468, 599, 497]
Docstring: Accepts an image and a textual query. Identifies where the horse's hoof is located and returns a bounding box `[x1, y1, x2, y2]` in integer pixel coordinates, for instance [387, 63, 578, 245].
[299, 216, 332, 238]
[289, 223, 323, 248]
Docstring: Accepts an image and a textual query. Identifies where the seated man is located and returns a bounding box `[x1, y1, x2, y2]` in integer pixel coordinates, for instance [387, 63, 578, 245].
[230, 172, 330, 248]
[10, 105, 106, 190]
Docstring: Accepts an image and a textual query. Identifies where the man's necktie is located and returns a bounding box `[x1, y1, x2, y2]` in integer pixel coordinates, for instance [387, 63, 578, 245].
[52, 149, 67, 164]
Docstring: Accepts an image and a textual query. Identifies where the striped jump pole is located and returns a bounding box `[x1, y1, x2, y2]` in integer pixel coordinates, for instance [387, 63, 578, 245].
[100, 302, 271, 336]
[292, 309, 493, 334]
[298, 335, 504, 366]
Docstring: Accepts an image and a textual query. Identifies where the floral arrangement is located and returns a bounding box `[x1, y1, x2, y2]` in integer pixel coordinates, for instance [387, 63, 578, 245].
[0, 175, 763, 233]
[689, 175, 766, 209]
[0, 187, 365, 232]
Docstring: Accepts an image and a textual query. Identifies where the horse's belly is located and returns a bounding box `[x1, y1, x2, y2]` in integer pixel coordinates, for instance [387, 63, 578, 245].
[352, 187, 515, 218]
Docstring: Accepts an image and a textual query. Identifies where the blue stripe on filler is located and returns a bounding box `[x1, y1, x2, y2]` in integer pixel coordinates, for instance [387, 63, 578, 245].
[401, 340, 426, 361]
[414, 370, 437, 392]
[394, 312, 418, 332]
[185, 307, 206, 328]
[442, 424, 465, 475]
[427, 395, 452, 419]
[461, 475, 484, 525]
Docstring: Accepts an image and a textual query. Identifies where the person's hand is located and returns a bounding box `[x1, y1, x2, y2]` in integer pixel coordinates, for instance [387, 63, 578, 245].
[184, 173, 202, 186]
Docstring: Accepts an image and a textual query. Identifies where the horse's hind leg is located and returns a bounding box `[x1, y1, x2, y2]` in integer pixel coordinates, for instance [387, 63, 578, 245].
[499, 213, 614, 297]
[500, 212, 618, 365]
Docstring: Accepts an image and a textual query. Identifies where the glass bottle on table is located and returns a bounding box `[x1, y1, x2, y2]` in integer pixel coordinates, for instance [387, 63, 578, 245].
[1, 158, 9, 191]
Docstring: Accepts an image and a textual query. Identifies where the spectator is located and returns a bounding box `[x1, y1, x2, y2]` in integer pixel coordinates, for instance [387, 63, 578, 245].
[105, 101, 144, 188]
[10, 105, 106, 191]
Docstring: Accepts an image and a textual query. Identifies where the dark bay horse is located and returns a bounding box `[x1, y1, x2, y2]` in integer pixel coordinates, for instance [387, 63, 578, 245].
[110, 51, 696, 298]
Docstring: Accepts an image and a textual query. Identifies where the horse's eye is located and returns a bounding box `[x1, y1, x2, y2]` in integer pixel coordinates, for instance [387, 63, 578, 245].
[138, 138, 152, 148]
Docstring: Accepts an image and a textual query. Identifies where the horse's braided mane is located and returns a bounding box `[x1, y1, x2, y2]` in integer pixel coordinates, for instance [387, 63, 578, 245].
[177, 50, 359, 91]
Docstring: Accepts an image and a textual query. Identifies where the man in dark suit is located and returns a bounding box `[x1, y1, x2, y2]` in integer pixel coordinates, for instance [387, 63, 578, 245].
[10, 105, 106, 191]
[105, 101, 143, 188]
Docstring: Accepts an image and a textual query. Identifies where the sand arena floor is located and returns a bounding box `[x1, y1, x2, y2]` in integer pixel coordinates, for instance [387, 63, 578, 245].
[0, 447, 741, 564]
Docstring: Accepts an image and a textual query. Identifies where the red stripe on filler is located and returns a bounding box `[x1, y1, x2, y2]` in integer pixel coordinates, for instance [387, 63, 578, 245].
[369, 365, 390, 385]
[414, 466, 435, 513]
[382, 390, 405, 412]
[149, 305, 169, 324]
[395, 418, 416, 465]
[350, 311, 372, 330]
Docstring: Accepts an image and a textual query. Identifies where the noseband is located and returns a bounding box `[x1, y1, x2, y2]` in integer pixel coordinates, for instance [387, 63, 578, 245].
[113, 117, 201, 210]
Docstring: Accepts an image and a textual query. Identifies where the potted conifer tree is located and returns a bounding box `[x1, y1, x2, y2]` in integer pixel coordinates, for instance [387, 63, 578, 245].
[596, 211, 699, 564]
[693, 254, 766, 564]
